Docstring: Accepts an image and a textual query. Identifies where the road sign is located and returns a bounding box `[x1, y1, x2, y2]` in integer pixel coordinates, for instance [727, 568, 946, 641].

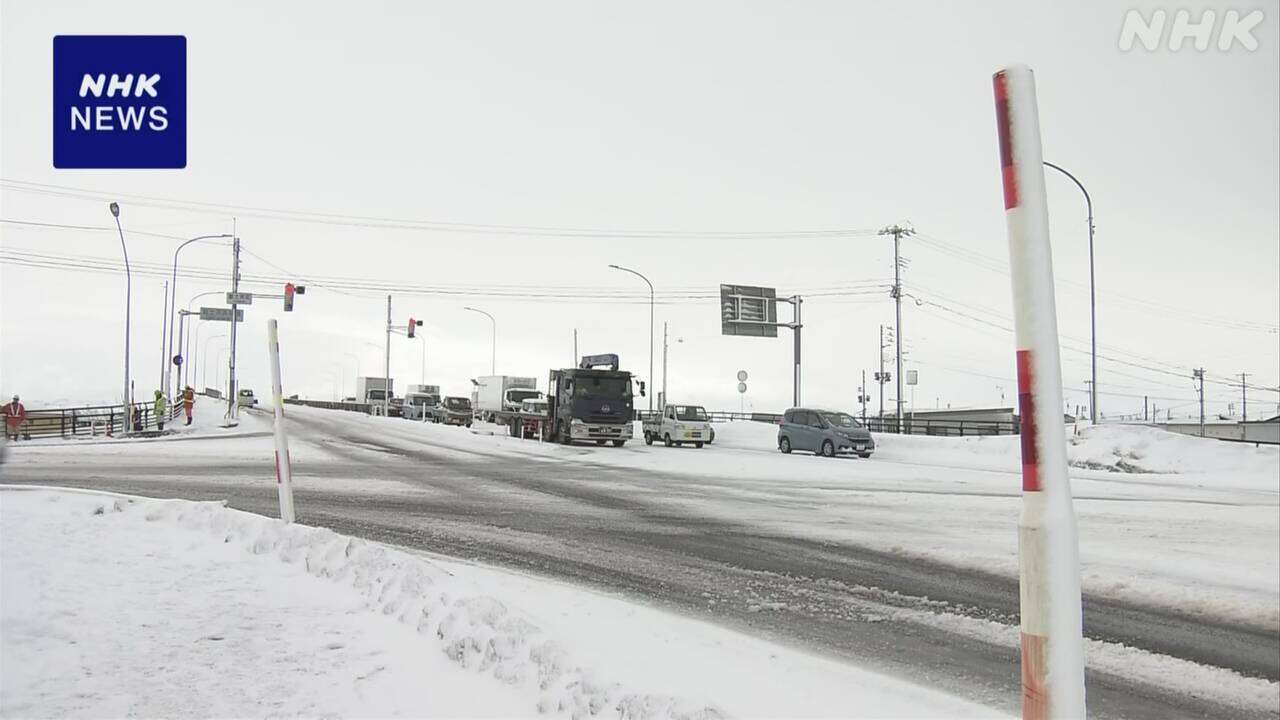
[172, 354, 183, 366]
[226, 291, 253, 305]
[737, 382, 747, 394]
[907, 370, 919, 386]
[736, 370, 748, 382]
[720, 284, 778, 337]
[200, 306, 244, 322]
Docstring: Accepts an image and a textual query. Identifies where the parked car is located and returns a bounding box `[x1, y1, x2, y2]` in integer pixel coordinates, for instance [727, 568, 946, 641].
[777, 408, 874, 458]
[432, 396, 473, 427]
[237, 388, 258, 408]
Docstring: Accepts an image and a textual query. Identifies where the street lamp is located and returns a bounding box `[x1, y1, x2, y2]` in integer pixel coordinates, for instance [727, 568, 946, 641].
[184, 291, 223, 390]
[608, 264, 654, 412]
[166, 233, 233, 403]
[1044, 160, 1097, 425]
[108, 202, 133, 428]
[462, 307, 496, 374]
[202, 334, 227, 389]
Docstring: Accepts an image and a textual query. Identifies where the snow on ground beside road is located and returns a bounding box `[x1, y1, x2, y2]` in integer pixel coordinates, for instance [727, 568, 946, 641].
[295, 407, 1278, 630]
[0, 487, 1002, 719]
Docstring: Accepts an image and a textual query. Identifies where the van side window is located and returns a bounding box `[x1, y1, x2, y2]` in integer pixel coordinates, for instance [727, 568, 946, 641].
[784, 410, 796, 424]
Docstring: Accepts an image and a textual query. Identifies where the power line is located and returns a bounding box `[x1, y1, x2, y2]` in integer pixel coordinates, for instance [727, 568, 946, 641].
[1, 178, 882, 240]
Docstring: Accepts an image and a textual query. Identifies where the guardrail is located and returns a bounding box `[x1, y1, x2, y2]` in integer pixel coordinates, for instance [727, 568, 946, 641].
[7, 400, 185, 440]
[865, 417, 1020, 436]
[284, 397, 374, 414]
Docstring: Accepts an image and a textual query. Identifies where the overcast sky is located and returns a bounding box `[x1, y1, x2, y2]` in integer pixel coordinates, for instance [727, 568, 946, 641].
[2, 0, 1277, 420]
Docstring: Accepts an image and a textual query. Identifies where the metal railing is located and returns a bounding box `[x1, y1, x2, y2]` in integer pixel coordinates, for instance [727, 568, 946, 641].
[6, 401, 185, 440]
[284, 397, 374, 414]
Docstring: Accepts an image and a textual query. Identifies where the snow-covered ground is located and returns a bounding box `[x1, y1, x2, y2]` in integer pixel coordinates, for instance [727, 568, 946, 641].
[271, 408, 1280, 631]
[12, 406, 1277, 632]
[0, 487, 1000, 719]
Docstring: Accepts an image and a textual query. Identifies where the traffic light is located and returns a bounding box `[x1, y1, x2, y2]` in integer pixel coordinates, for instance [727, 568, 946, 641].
[408, 317, 423, 338]
[284, 283, 295, 311]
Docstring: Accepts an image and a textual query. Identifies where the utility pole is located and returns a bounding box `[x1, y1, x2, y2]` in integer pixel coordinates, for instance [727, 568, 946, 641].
[573, 328, 578, 365]
[880, 224, 913, 433]
[1143, 395, 1148, 422]
[860, 369, 868, 423]
[1193, 368, 1206, 436]
[876, 324, 888, 420]
[158, 280, 168, 396]
[384, 294, 393, 419]
[225, 235, 241, 425]
[1241, 372, 1249, 422]
[662, 321, 668, 408]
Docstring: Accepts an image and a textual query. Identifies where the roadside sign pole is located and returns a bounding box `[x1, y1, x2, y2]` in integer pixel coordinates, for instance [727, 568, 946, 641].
[266, 319, 296, 523]
[384, 294, 392, 418]
[225, 236, 241, 426]
[994, 64, 1086, 719]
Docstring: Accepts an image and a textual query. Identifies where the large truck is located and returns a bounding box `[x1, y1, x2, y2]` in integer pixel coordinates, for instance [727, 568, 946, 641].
[473, 375, 541, 423]
[355, 376, 393, 408]
[543, 354, 643, 446]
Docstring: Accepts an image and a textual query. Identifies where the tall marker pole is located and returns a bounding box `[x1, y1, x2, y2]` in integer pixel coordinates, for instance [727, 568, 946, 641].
[993, 64, 1085, 719]
[266, 319, 296, 523]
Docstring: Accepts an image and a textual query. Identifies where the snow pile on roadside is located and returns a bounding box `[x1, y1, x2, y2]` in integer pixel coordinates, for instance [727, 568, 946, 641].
[2, 486, 1002, 719]
[711, 418, 1278, 480]
[1066, 423, 1279, 477]
[123, 495, 723, 719]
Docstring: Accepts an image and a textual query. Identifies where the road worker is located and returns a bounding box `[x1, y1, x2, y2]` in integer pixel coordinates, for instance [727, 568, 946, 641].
[182, 386, 195, 425]
[3, 395, 27, 441]
[153, 390, 168, 432]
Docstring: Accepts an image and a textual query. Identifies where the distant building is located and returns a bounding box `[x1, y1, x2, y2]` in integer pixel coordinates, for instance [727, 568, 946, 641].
[1154, 415, 1279, 445]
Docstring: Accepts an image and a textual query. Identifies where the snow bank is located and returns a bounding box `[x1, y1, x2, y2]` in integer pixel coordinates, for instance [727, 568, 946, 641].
[1, 486, 999, 719]
[1066, 424, 1279, 478]
[129, 496, 723, 719]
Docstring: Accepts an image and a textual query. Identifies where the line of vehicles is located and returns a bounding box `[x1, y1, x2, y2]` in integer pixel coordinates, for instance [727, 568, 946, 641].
[346, 353, 711, 448]
[338, 353, 874, 458]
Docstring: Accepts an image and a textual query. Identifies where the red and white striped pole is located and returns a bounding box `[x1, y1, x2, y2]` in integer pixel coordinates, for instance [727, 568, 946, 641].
[993, 65, 1086, 719]
[267, 319, 296, 524]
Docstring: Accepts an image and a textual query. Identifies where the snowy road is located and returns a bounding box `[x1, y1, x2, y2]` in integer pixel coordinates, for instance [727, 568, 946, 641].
[3, 406, 1276, 719]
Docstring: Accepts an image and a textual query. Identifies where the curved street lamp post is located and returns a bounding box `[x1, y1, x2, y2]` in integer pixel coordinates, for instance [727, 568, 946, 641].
[1043, 161, 1097, 424]
[608, 264, 654, 412]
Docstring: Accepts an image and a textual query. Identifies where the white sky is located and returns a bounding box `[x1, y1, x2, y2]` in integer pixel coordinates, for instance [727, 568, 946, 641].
[2, 0, 1277, 420]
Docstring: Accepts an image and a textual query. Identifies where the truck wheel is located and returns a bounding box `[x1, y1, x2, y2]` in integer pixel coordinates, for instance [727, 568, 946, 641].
[465, 420, 472, 428]
[663, 433, 673, 447]
[557, 422, 571, 445]
[779, 436, 792, 454]
[595, 439, 606, 446]
[611, 440, 625, 447]
[694, 442, 704, 449]
[822, 440, 835, 457]
[644, 431, 654, 446]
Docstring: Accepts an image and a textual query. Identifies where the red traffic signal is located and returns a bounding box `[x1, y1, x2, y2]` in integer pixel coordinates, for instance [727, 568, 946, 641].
[408, 317, 423, 338]
[284, 283, 295, 312]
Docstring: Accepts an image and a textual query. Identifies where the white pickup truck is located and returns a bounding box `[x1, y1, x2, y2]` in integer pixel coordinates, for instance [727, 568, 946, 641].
[642, 404, 712, 448]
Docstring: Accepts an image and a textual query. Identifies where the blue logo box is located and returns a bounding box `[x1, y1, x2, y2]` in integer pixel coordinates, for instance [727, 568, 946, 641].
[53, 35, 186, 169]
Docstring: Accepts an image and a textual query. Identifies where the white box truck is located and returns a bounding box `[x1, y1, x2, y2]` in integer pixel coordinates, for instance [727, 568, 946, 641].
[474, 375, 540, 423]
[355, 376, 393, 408]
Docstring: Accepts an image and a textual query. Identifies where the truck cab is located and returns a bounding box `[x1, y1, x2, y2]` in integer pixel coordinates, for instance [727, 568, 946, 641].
[401, 392, 440, 421]
[643, 404, 711, 448]
[544, 354, 641, 446]
[432, 396, 473, 427]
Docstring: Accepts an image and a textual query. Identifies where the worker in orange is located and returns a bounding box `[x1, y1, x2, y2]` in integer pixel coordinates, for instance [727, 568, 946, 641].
[3, 395, 27, 441]
[182, 386, 196, 426]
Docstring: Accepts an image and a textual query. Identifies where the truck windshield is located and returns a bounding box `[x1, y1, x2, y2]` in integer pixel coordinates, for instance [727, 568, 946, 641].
[367, 390, 387, 401]
[508, 389, 541, 403]
[444, 397, 470, 410]
[675, 406, 708, 421]
[575, 376, 630, 399]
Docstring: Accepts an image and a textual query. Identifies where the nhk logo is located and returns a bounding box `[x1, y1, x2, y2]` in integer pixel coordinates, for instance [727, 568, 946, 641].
[53, 35, 186, 169]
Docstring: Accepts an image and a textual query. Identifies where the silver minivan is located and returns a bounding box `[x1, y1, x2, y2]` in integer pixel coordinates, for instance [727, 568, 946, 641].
[778, 408, 875, 458]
